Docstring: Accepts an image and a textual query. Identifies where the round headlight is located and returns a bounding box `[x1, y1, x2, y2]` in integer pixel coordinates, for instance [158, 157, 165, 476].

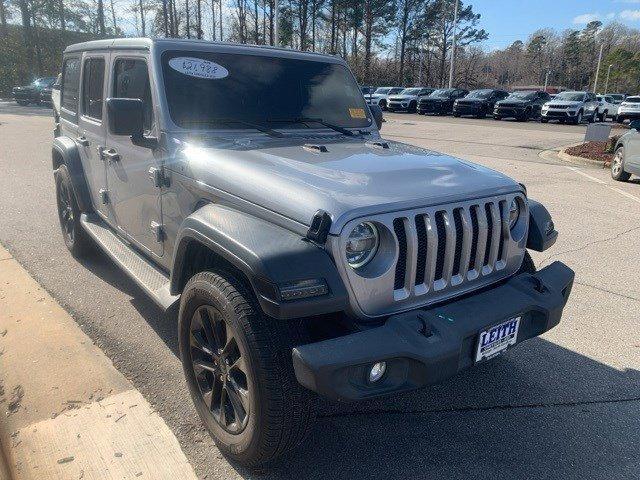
[346, 222, 379, 269]
[509, 198, 520, 229]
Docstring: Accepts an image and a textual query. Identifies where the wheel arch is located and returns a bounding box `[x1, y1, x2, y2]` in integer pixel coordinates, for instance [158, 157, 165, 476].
[170, 203, 349, 320]
[52, 136, 92, 213]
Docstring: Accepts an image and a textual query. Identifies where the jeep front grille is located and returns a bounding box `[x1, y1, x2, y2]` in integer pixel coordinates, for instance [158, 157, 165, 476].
[392, 200, 507, 297]
[332, 193, 527, 318]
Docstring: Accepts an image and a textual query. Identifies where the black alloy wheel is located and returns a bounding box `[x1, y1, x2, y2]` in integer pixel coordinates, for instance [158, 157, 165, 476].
[57, 179, 75, 246]
[189, 304, 250, 434]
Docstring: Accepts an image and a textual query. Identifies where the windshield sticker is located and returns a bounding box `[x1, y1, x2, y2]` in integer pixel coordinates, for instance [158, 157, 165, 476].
[349, 108, 366, 119]
[168, 57, 229, 79]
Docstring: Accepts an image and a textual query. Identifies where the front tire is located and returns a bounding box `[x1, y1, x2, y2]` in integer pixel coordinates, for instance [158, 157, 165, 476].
[179, 271, 316, 467]
[611, 146, 631, 182]
[55, 164, 91, 257]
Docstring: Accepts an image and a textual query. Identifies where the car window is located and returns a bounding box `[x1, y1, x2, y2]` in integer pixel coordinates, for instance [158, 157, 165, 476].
[81, 57, 105, 121]
[61, 57, 81, 113]
[113, 58, 154, 132]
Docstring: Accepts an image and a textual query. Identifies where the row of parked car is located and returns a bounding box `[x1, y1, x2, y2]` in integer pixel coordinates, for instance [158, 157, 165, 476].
[362, 86, 638, 124]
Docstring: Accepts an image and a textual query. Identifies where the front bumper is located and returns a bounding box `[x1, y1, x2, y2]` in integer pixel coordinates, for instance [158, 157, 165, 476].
[417, 102, 448, 114]
[453, 103, 484, 115]
[494, 106, 526, 118]
[387, 101, 410, 111]
[541, 109, 574, 119]
[292, 261, 574, 401]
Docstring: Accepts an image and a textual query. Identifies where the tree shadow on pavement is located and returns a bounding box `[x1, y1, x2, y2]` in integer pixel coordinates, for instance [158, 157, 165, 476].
[76, 248, 640, 480]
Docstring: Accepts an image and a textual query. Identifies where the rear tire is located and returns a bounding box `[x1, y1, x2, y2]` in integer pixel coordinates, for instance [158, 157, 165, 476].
[409, 101, 417, 113]
[179, 270, 316, 467]
[55, 164, 91, 257]
[493, 115, 502, 120]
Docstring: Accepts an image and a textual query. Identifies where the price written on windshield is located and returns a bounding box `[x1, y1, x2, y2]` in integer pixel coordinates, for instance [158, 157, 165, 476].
[168, 57, 229, 80]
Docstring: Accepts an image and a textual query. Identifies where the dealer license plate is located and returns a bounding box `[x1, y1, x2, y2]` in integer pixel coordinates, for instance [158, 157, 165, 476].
[475, 316, 521, 363]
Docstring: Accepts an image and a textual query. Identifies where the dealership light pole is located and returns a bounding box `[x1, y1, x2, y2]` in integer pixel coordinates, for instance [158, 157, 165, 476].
[544, 70, 550, 92]
[274, 0, 279, 46]
[604, 64, 613, 94]
[593, 44, 604, 93]
[448, 0, 459, 88]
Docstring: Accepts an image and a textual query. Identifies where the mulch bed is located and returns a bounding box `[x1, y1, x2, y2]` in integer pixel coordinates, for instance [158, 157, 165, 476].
[564, 141, 613, 165]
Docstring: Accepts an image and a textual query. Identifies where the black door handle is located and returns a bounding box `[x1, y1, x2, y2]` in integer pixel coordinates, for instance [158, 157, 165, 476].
[76, 136, 90, 146]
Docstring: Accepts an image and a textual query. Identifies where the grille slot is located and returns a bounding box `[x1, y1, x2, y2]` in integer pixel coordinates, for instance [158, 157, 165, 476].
[434, 212, 447, 281]
[393, 218, 407, 290]
[483, 203, 494, 266]
[469, 206, 479, 269]
[414, 215, 427, 285]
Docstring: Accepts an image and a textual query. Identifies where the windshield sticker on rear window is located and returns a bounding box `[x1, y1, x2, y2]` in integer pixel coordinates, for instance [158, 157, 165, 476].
[168, 57, 229, 79]
[349, 108, 366, 119]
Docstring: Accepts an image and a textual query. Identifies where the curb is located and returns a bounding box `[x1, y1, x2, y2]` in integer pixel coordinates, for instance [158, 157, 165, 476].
[557, 146, 609, 168]
[0, 244, 198, 480]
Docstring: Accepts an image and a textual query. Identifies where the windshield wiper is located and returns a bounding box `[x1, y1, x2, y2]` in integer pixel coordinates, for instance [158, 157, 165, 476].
[267, 117, 358, 137]
[181, 118, 284, 138]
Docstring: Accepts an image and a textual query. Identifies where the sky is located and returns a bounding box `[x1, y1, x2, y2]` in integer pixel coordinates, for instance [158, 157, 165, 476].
[472, 0, 640, 49]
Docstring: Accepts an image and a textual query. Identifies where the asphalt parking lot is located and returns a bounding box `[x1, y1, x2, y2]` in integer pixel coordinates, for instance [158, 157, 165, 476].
[0, 102, 639, 479]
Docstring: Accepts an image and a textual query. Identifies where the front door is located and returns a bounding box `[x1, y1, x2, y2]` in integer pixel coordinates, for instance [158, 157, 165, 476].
[77, 54, 109, 220]
[105, 54, 164, 257]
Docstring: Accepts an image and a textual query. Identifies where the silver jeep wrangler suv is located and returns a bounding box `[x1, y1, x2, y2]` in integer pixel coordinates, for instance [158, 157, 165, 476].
[52, 38, 574, 467]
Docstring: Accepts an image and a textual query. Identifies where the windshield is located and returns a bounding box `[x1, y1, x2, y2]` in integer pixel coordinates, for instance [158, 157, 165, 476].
[389, 87, 403, 95]
[466, 89, 493, 99]
[374, 88, 390, 95]
[506, 91, 535, 100]
[625, 97, 640, 103]
[400, 88, 421, 95]
[555, 92, 586, 102]
[162, 51, 371, 130]
[32, 78, 55, 87]
[429, 89, 453, 98]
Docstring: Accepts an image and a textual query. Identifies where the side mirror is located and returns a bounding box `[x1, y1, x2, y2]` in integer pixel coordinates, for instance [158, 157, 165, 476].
[106, 98, 157, 148]
[630, 119, 640, 131]
[370, 104, 383, 130]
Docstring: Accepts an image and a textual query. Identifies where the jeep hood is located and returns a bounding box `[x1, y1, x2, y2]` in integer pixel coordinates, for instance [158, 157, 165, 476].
[173, 137, 520, 234]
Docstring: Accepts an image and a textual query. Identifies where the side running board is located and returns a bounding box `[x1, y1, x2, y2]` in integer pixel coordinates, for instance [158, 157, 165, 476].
[80, 213, 179, 311]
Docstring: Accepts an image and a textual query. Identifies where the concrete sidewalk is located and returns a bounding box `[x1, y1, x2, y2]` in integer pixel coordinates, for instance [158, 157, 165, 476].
[0, 245, 198, 479]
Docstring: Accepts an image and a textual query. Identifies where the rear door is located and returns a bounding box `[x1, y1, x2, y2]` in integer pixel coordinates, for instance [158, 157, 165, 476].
[77, 54, 109, 220]
[104, 54, 164, 257]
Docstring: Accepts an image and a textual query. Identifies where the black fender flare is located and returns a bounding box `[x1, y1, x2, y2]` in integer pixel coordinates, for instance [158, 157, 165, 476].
[527, 199, 558, 252]
[170, 203, 348, 320]
[52, 136, 93, 213]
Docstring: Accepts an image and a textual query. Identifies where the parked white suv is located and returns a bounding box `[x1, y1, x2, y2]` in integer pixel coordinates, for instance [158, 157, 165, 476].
[596, 95, 618, 121]
[541, 91, 599, 124]
[387, 87, 434, 113]
[365, 86, 404, 110]
[616, 96, 640, 123]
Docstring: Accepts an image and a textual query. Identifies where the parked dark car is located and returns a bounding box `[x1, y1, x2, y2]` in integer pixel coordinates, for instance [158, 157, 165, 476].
[493, 90, 551, 121]
[417, 88, 469, 115]
[12, 77, 57, 105]
[453, 89, 509, 118]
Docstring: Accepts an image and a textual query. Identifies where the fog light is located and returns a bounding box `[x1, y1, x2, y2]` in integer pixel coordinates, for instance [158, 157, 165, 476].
[368, 362, 386, 383]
